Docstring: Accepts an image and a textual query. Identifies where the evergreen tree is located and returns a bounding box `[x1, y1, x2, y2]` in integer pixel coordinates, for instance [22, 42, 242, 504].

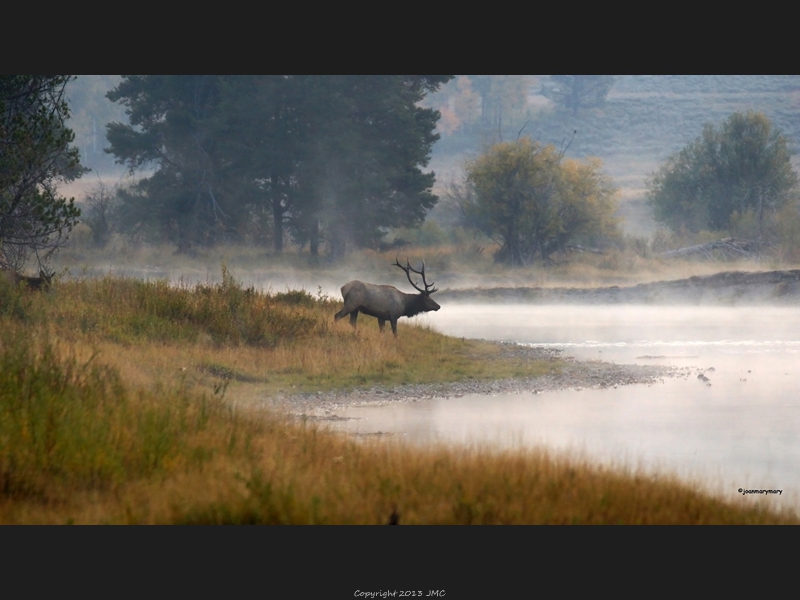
[105, 75, 451, 255]
[0, 76, 85, 269]
[106, 76, 234, 249]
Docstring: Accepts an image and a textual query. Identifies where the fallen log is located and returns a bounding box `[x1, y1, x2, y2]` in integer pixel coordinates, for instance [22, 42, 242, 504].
[565, 244, 605, 255]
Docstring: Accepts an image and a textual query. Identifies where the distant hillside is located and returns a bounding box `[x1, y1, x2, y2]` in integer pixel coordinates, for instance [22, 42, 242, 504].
[429, 75, 800, 236]
[537, 76, 799, 161]
[433, 76, 800, 163]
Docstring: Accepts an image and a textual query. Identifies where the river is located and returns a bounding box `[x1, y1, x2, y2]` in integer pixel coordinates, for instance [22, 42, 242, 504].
[326, 304, 800, 510]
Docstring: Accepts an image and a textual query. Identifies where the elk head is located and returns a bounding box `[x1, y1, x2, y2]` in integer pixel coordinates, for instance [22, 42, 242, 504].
[393, 257, 440, 314]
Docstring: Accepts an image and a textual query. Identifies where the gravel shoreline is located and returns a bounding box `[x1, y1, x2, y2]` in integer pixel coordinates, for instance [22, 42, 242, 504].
[257, 341, 684, 420]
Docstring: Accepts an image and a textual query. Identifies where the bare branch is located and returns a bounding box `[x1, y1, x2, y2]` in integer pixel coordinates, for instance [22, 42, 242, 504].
[516, 120, 530, 141]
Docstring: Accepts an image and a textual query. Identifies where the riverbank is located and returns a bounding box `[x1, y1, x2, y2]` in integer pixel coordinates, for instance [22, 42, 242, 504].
[2, 274, 796, 524]
[260, 342, 685, 420]
[439, 269, 800, 305]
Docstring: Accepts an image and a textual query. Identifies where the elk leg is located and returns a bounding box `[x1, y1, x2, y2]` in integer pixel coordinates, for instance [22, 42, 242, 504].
[391, 319, 398, 337]
[378, 319, 386, 333]
[349, 310, 359, 329]
[334, 308, 348, 322]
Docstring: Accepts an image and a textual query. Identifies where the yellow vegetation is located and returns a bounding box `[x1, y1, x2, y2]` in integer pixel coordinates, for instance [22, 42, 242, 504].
[0, 267, 795, 524]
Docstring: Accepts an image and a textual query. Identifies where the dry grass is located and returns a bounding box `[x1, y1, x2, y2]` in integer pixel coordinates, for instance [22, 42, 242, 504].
[1, 265, 797, 524]
[18, 267, 555, 400]
[2, 402, 794, 524]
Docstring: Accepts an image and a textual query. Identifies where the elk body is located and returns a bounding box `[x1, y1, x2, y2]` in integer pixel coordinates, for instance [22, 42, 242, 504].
[334, 259, 440, 336]
[1, 269, 51, 291]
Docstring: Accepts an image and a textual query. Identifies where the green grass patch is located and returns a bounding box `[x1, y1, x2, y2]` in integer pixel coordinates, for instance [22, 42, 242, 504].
[0, 327, 243, 500]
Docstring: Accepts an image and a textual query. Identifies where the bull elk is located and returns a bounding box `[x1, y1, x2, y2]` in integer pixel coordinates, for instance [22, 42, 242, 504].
[334, 258, 440, 336]
[1, 268, 52, 291]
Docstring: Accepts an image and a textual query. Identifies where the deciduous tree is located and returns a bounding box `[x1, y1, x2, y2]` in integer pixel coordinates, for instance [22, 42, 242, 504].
[463, 137, 619, 265]
[646, 110, 799, 235]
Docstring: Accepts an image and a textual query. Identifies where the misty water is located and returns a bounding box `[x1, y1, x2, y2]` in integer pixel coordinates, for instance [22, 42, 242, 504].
[327, 304, 800, 509]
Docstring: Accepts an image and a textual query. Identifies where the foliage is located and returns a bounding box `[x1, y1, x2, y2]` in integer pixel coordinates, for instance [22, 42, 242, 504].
[540, 76, 616, 116]
[0, 76, 85, 269]
[387, 220, 449, 248]
[462, 137, 620, 265]
[105, 76, 452, 256]
[469, 76, 534, 129]
[105, 76, 233, 251]
[427, 77, 800, 207]
[429, 76, 482, 135]
[0, 324, 248, 500]
[646, 111, 799, 235]
[270, 76, 449, 257]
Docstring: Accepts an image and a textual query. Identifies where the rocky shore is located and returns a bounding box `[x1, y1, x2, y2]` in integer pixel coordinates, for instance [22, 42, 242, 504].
[258, 342, 683, 420]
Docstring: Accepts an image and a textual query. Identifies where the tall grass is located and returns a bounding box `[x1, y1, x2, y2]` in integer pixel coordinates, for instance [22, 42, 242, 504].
[2, 266, 555, 398]
[176, 437, 796, 525]
[0, 325, 235, 501]
[1, 265, 796, 523]
[45, 265, 330, 347]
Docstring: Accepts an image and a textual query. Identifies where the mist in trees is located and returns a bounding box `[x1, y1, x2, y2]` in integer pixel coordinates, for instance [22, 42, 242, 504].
[425, 76, 536, 144]
[65, 76, 126, 174]
[540, 76, 615, 116]
[104, 75, 452, 256]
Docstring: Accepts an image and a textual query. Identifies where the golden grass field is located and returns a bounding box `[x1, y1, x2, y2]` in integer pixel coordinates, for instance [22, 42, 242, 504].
[1, 260, 797, 524]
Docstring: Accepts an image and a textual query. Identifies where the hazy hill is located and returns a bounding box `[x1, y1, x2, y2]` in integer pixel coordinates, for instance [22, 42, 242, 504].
[429, 75, 800, 236]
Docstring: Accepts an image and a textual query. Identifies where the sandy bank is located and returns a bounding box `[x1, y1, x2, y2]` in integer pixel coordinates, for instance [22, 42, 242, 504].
[257, 342, 686, 420]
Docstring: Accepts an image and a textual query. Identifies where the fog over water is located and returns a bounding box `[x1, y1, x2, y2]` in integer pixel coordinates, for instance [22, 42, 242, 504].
[329, 304, 800, 510]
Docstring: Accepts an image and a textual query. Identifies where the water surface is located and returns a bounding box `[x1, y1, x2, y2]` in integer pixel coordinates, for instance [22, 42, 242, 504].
[327, 305, 800, 510]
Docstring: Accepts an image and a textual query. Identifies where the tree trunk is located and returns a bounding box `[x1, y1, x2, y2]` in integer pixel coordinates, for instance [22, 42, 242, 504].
[309, 218, 319, 257]
[329, 232, 346, 260]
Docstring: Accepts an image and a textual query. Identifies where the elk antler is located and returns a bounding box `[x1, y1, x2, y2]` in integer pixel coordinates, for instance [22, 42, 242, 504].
[393, 257, 437, 295]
